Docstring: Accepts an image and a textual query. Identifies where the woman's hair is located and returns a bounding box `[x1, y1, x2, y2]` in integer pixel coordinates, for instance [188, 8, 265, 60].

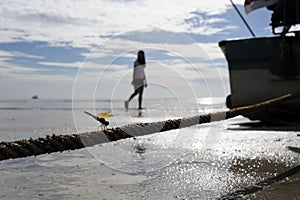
[137, 50, 146, 65]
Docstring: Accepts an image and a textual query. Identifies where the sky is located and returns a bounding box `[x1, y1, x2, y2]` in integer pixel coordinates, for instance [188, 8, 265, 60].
[0, 0, 276, 100]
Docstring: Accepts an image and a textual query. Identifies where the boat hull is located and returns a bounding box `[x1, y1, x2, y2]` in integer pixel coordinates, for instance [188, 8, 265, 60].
[219, 36, 300, 124]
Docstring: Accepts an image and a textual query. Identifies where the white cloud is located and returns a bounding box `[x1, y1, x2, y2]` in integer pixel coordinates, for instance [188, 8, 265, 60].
[0, 0, 240, 48]
[0, 50, 41, 75]
[72, 34, 228, 83]
[38, 61, 81, 68]
[0, 50, 74, 80]
[71, 35, 229, 99]
[0, 50, 43, 59]
[84, 34, 226, 62]
[0, 1, 242, 98]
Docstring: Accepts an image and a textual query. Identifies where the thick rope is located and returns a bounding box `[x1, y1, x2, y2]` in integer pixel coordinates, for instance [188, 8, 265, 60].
[0, 94, 292, 161]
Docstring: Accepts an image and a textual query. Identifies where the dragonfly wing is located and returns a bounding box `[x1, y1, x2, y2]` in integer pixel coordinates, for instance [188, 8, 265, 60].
[97, 112, 111, 118]
[97, 112, 118, 118]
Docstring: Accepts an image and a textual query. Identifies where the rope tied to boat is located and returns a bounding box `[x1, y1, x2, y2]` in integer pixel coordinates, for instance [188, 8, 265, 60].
[0, 94, 292, 161]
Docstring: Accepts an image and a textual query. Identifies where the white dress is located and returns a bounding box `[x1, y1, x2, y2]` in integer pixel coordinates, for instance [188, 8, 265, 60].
[132, 61, 146, 89]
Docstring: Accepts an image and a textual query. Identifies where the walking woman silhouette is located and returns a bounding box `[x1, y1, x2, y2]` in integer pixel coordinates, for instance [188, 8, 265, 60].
[125, 50, 147, 110]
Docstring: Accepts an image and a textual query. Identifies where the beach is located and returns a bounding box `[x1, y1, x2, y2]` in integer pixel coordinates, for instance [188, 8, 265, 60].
[0, 98, 299, 199]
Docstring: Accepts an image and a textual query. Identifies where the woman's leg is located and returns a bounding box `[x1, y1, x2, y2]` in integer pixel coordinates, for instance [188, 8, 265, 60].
[125, 88, 139, 110]
[125, 85, 144, 110]
[128, 89, 139, 102]
[138, 86, 144, 109]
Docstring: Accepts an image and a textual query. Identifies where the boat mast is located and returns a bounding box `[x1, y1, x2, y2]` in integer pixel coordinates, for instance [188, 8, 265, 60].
[229, 0, 256, 37]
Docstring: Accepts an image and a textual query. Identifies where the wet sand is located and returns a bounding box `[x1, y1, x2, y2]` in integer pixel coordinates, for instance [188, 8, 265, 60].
[249, 173, 300, 200]
[0, 98, 299, 199]
[0, 116, 299, 199]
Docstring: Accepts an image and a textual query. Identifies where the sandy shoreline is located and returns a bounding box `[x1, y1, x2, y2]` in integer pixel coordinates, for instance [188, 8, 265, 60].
[0, 116, 299, 199]
[0, 98, 299, 199]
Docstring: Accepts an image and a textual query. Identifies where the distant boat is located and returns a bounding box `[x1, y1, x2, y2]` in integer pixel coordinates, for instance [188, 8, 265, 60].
[219, 0, 300, 124]
[32, 95, 38, 100]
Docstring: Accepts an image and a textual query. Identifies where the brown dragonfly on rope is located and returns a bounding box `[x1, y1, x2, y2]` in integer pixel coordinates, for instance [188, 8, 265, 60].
[84, 111, 118, 130]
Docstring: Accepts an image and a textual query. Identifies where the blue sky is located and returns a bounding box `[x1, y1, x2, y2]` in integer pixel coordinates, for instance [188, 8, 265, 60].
[0, 0, 275, 100]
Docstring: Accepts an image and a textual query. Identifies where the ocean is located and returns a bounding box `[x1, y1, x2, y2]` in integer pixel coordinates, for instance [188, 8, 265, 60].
[0, 98, 299, 199]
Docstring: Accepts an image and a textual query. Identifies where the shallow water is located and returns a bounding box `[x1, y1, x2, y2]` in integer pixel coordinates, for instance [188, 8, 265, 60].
[0, 98, 299, 199]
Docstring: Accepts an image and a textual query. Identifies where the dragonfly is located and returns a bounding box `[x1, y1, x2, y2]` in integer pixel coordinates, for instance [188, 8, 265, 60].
[84, 111, 117, 129]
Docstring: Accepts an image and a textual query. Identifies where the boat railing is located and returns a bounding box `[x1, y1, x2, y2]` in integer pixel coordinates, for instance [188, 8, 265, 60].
[268, 0, 300, 35]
